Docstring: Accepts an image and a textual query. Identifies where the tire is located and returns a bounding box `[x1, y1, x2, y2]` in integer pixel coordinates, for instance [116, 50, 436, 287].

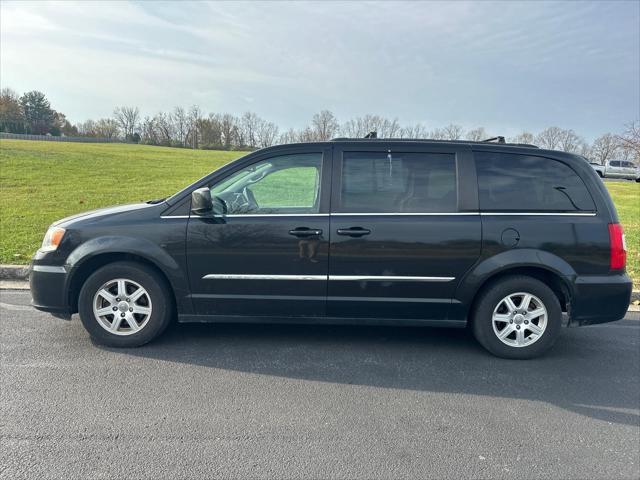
[471, 275, 562, 359]
[597, 171, 604, 178]
[78, 261, 173, 347]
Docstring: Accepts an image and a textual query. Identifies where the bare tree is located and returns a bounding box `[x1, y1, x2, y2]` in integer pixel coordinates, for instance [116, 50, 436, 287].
[240, 112, 261, 148]
[198, 113, 224, 148]
[154, 112, 173, 146]
[140, 116, 158, 145]
[77, 119, 97, 136]
[278, 128, 300, 145]
[441, 124, 464, 140]
[579, 141, 592, 158]
[185, 105, 202, 149]
[558, 129, 583, 153]
[466, 127, 487, 142]
[311, 110, 339, 141]
[113, 106, 140, 140]
[618, 120, 640, 162]
[510, 131, 535, 145]
[399, 123, 429, 139]
[257, 120, 279, 147]
[590, 133, 619, 164]
[220, 113, 238, 150]
[171, 107, 190, 146]
[94, 118, 119, 139]
[535, 126, 565, 150]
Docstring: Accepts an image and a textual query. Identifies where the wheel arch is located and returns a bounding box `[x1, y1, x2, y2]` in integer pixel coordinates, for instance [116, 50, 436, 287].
[65, 236, 191, 314]
[454, 249, 576, 321]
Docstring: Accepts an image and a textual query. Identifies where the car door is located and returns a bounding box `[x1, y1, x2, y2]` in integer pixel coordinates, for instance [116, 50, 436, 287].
[621, 161, 636, 179]
[608, 161, 621, 177]
[186, 146, 331, 318]
[327, 143, 481, 322]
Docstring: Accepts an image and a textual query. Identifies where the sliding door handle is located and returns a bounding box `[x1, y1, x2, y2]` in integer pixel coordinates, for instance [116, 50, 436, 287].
[289, 227, 323, 237]
[336, 227, 371, 237]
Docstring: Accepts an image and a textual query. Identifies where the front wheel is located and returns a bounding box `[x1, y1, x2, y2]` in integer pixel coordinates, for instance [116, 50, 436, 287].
[472, 275, 562, 359]
[78, 261, 173, 347]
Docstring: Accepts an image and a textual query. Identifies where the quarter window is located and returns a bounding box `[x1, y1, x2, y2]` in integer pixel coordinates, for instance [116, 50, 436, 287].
[475, 152, 595, 212]
[210, 153, 322, 214]
[338, 152, 457, 213]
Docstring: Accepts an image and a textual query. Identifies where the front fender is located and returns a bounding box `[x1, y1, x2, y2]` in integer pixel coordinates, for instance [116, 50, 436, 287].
[65, 235, 191, 313]
[453, 249, 577, 314]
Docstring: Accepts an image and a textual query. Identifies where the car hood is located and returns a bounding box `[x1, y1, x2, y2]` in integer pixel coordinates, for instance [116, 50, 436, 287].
[52, 203, 158, 228]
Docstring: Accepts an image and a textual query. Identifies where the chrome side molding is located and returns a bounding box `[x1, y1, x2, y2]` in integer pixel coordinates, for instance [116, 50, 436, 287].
[202, 274, 455, 282]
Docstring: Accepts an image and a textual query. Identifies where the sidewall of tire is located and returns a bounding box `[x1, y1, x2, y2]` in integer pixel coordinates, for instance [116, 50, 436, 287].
[472, 275, 562, 359]
[78, 261, 173, 347]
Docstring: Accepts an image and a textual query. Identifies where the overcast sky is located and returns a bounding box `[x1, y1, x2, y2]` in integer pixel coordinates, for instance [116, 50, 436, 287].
[1, 0, 638, 140]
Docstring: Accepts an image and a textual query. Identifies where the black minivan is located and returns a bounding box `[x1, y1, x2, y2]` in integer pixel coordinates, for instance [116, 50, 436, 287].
[29, 139, 632, 358]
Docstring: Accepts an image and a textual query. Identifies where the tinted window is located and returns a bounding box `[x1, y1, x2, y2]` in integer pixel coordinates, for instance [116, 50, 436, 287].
[210, 153, 321, 214]
[622, 161, 635, 168]
[609, 161, 620, 167]
[476, 152, 595, 212]
[338, 152, 457, 213]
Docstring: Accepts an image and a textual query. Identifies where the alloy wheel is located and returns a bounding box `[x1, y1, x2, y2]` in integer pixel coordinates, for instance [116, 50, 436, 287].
[92, 278, 152, 336]
[491, 292, 548, 348]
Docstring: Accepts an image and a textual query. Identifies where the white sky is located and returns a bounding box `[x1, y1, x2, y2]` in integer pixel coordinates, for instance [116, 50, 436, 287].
[1, 0, 639, 140]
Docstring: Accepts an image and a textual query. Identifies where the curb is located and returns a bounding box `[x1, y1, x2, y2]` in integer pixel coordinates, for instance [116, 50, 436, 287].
[0, 265, 29, 280]
[1, 264, 639, 302]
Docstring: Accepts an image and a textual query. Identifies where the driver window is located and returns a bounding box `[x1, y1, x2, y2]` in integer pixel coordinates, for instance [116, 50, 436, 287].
[210, 153, 322, 215]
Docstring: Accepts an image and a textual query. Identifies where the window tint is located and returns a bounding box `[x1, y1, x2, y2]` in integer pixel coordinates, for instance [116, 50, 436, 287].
[338, 152, 457, 213]
[609, 161, 620, 167]
[210, 153, 322, 214]
[476, 152, 595, 212]
[622, 161, 635, 168]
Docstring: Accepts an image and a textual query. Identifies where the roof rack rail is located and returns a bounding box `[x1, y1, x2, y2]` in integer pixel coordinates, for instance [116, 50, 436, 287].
[327, 137, 539, 148]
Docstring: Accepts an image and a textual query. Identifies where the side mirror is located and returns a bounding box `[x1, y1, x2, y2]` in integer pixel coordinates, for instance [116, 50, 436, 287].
[191, 188, 227, 216]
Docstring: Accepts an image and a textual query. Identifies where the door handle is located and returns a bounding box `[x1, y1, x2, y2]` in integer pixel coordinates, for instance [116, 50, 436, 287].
[336, 227, 371, 237]
[289, 227, 323, 238]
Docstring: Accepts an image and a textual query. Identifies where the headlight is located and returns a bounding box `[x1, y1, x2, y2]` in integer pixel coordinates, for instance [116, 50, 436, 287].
[40, 227, 66, 252]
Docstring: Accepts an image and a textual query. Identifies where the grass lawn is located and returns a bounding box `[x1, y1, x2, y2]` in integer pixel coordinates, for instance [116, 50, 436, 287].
[0, 140, 247, 263]
[1, 139, 639, 288]
[606, 182, 640, 289]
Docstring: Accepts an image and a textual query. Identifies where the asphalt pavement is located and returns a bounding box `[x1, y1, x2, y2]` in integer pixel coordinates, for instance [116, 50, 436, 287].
[1, 289, 638, 479]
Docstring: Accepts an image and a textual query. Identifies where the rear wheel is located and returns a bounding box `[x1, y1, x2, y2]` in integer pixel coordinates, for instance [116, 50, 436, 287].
[472, 275, 562, 359]
[78, 261, 173, 347]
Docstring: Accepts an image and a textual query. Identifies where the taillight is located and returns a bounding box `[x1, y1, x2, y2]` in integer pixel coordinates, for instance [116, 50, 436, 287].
[608, 223, 626, 270]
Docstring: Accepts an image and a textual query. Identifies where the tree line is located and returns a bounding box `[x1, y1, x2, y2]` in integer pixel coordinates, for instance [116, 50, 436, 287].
[1, 87, 638, 164]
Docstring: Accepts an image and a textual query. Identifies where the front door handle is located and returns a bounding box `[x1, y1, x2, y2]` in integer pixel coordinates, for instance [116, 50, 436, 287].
[289, 227, 323, 238]
[336, 227, 371, 237]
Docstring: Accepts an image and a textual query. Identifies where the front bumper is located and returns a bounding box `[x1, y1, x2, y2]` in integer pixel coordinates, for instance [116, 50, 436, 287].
[568, 273, 632, 326]
[29, 264, 73, 319]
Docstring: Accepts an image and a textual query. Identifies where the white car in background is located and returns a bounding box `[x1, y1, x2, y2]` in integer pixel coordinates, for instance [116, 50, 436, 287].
[590, 160, 640, 181]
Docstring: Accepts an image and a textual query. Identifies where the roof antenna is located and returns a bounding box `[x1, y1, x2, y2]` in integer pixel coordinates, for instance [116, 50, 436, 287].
[364, 131, 377, 139]
[482, 136, 506, 143]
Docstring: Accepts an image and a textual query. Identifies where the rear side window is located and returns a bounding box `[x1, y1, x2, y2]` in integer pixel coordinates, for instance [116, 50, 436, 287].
[338, 152, 457, 213]
[475, 152, 595, 212]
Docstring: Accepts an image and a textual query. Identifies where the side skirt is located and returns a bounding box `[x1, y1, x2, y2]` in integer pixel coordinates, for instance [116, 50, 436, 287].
[177, 314, 467, 328]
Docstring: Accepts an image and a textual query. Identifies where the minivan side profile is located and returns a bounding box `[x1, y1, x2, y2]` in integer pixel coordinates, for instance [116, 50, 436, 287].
[29, 139, 632, 359]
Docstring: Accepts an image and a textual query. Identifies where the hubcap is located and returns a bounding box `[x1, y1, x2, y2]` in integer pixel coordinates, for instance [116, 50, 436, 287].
[491, 292, 547, 348]
[92, 278, 152, 336]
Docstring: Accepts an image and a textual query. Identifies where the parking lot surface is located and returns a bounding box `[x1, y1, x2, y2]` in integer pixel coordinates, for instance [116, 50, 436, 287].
[1, 289, 639, 479]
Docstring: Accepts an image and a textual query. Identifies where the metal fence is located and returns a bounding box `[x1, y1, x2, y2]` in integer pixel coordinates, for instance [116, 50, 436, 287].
[0, 132, 122, 143]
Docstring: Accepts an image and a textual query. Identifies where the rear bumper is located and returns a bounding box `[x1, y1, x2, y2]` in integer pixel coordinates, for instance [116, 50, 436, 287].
[568, 273, 632, 326]
[29, 264, 73, 318]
